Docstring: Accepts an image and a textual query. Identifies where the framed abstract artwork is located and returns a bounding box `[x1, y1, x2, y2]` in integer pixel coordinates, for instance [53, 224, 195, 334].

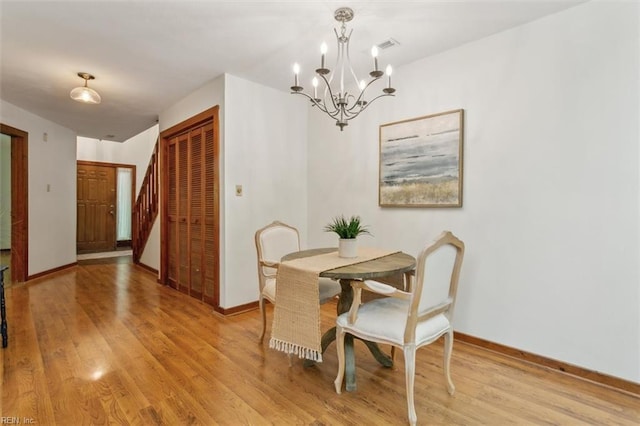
[379, 109, 464, 207]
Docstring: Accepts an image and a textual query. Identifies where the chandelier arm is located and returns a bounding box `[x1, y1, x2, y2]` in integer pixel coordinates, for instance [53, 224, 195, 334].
[344, 29, 360, 88]
[346, 77, 383, 113]
[292, 87, 346, 119]
[316, 72, 342, 116]
[331, 27, 340, 93]
[341, 95, 363, 119]
[341, 109, 360, 120]
[291, 91, 330, 114]
[312, 100, 332, 115]
[344, 93, 395, 121]
[314, 98, 338, 116]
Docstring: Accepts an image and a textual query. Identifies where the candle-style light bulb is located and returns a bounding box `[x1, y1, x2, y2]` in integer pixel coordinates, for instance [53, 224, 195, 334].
[359, 80, 366, 91]
[371, 46, 379, 71]
[386, 65, 393, 88]
[312, 77, 319, 99]
[293, 63, 300, 86]
[320, 42, 328, 69]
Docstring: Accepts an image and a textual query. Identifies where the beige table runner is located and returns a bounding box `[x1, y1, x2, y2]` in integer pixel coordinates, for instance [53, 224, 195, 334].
[269, 247, 398, 362]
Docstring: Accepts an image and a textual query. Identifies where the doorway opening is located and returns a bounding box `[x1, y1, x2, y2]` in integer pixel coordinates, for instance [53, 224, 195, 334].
[76, 160, 135, 257]
[0, 134, 11, 281]
[0, 124, 28, 284]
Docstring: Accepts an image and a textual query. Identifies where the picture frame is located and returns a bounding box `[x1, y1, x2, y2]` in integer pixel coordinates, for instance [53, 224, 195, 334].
[379, 109, 464, 207]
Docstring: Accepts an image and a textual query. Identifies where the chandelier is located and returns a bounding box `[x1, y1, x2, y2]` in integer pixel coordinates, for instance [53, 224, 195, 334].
[290, 7, 395, 131]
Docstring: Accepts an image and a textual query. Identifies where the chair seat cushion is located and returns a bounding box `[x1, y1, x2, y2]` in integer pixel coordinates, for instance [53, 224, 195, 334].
[337, 297, 451, 347]
[262, 278, 276, 302]
[318, 277, 341, 303]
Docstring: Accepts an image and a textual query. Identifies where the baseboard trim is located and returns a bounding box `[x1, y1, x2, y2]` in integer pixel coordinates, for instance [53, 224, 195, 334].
[214, 301, 259, 316]
[134, 261, 158, 276]
[454, 332, 640, 398]
[27, 262, 77, 281]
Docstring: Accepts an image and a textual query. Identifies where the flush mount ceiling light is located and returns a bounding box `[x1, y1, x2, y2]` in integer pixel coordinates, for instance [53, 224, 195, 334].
[290, 7, 395, 131]
[70, 72, 101, 104]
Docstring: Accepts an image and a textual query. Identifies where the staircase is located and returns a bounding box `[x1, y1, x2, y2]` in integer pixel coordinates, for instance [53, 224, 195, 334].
[132, 139, 159, 263]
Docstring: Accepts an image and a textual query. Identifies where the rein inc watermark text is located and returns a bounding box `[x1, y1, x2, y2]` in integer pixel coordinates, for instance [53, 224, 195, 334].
[1, 418, 35, 424]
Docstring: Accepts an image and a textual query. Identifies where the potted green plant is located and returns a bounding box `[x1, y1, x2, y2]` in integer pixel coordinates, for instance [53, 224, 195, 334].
[324, 215, 371, 258]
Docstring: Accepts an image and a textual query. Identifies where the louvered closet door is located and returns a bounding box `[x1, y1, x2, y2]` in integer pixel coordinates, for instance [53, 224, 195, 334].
[189, 127, 203, 300]
[202, 122, 217, 305]
[166, 121, 218, 304]
[167, 133, 188, 292]
[167, 140, 178, 287]
[177, 133, 190, 294]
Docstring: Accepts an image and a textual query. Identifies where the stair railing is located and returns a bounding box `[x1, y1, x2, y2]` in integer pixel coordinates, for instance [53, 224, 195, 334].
[132, 138, 159, 263]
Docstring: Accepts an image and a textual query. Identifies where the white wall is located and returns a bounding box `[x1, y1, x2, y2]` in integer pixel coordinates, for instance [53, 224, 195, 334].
[307, 1, 639, 382]
[77, 124, 159, 194]
[0, 100, 77, 276]
[638, 0, 640, 379]
[77, 125, 160, 269]
[223, 74, 308, 308]
[0, 134, 10, 249]
[160, 75, 226, 134]
[158, 74, 308, 308]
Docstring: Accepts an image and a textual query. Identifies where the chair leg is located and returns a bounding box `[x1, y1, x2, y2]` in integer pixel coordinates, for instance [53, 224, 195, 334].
[333, 326, 346, 394]
[259, 296, 267, 342]
[404, 345, 418, 426]
[443, 329, 455, 395]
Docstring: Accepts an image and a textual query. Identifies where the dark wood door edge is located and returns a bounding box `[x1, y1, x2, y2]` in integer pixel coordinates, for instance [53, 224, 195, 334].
[1, 123, 28, 283]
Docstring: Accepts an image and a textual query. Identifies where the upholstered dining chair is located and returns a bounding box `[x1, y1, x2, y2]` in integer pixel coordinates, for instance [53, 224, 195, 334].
[254, 221, 341, 342]
[334, 231, 465, 426]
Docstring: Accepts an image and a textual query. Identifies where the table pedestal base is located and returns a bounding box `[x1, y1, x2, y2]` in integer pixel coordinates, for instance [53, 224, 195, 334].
[304, 278, 393, 391]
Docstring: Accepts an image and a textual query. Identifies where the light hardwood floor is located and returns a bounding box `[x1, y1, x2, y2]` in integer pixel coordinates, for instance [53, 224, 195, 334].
[1, 259, 638, 425]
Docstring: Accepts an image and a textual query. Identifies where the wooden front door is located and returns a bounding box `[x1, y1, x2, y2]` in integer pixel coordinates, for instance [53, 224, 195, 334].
[77, 163, 117, 252]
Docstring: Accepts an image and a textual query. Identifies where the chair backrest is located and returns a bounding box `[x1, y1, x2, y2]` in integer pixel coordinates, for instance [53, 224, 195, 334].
[405, 231, 465, 343]
[254, 221, 300, 290]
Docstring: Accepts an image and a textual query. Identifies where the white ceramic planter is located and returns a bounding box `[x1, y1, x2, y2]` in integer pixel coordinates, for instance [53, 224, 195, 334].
[338, 238, 358, 258]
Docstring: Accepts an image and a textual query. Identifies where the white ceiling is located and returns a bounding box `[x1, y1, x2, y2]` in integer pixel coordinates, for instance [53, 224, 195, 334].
[0, 0, 586, 142]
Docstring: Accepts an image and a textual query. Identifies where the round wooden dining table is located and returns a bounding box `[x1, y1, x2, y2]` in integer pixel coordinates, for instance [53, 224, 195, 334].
[282, 247, 416, 391]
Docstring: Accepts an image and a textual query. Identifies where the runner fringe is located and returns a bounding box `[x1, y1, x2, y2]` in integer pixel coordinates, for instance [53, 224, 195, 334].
[269, 337, 323, 363]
